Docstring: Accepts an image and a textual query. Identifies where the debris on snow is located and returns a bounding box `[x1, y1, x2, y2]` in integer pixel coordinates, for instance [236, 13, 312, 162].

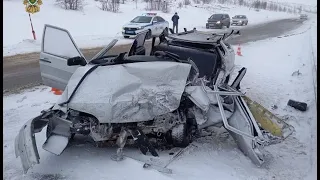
[287, 99, 308, 112]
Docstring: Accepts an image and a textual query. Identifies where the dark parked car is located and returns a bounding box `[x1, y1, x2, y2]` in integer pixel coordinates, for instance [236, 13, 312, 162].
[206, 14, 230, 29]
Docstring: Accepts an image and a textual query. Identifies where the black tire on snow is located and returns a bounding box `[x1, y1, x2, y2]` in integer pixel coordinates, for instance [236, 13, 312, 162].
[171, 124, 190, 148]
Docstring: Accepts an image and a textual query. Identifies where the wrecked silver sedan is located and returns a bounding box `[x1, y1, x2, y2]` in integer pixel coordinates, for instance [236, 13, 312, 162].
[16, 25, 272, 173]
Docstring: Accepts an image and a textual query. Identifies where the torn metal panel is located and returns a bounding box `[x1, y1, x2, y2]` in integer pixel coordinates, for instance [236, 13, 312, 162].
[227, 96, 265, 165]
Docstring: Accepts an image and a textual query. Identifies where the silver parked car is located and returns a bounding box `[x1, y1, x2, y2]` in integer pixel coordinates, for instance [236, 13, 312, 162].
[231, 15, 248, 26]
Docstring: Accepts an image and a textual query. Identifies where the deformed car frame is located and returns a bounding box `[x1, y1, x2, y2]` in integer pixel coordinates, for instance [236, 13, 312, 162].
[15, 25, 271, 174]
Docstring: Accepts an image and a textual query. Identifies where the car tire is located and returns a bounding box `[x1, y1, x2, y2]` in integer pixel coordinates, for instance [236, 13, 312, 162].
[146, 30, 152, 40]
[171, 123, 191, 148]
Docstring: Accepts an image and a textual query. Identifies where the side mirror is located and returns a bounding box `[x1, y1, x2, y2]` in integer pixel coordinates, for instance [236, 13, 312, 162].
[152, 21, 157, 24]
[67, 56, 86, 66]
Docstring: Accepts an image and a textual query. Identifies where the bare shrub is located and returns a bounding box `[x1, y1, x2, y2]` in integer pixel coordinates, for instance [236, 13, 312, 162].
[183, 0, 191, 5]
[99, 0, 120, 12]
[217, 0, 227, 4]
[161, 0, 170, 12]
[201, 0, 212, 4]
[56, 0, 84, 10]
[146, 0, 170, 12]
[193, 0, 200, 4]
[238, 0, 244, 6]
[178, 2, 183, 8]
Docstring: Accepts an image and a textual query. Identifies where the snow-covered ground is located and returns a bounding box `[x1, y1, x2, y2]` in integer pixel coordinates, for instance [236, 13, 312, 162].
[3, 15, 316, 179]
[3, 0, 297, 56]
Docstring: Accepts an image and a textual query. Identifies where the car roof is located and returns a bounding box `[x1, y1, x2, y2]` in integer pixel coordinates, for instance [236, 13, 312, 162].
[212, 13, 228, 15]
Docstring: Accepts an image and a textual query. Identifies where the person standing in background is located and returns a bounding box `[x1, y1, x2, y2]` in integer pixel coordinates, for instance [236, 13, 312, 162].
[171, 12, 179, 33]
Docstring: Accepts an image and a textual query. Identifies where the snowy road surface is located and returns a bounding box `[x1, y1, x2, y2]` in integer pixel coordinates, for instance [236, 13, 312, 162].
[4, 16, 316, 180]
[3, 18, 305, 92]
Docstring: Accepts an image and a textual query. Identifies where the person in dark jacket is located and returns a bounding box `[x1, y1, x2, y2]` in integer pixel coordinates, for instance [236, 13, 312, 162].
[171, 12, 179, 33]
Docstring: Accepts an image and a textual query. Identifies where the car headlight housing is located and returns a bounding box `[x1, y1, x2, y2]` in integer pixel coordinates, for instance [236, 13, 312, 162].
[136, 26, 144, 30]
[239, 20, 242, 23]
[216, 21, 221, 24]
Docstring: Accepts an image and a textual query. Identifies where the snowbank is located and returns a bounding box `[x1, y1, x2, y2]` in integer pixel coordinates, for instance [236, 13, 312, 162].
[3, 17, 316, 180]
[4, 0, 296, 56]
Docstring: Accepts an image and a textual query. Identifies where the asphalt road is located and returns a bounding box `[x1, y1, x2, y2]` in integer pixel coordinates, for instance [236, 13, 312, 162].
[3, 18, 304, 92]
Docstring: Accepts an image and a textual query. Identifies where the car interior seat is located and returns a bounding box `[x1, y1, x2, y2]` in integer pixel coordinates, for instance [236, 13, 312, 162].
[152, 42, 220, 79]
[128, 31, 148, 56]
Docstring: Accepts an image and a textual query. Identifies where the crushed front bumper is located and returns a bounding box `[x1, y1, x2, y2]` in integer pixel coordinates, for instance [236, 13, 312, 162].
[14, 112, 50, 173]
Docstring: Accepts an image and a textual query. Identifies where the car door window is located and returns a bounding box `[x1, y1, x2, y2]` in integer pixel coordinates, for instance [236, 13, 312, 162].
[157, 16, 165, 22]
[40, 25, 86, 90]
[43, 26, 83, 59]
[152, 17, 158, 23]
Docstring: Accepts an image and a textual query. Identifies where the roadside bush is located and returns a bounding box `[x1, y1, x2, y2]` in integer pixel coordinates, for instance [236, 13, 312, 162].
[145, 0, 170, 13]
[202, 0, 212, 4]
[56, 0, 84, 10]
[99, 0, 120, 12]
[183, 0, 190, 5]
[193, 0, 200, 4]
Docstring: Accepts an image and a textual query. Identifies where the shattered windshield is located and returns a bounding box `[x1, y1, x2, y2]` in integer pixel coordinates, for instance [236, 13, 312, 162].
[131, 16, 152, 23]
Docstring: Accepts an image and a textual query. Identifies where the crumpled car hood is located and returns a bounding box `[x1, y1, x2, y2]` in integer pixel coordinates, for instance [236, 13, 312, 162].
[54, 61, 191, 123]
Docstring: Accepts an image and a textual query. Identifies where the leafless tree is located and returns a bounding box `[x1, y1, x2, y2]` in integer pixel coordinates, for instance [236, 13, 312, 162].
[99, 0, 120, 12]
[183, 0, 191, 5]
[56, 0, 84, 10]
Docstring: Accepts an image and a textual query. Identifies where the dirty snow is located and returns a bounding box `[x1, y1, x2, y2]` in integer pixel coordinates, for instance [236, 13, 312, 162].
[3, 15, 316, 180]
[3, 0, 296, 56]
